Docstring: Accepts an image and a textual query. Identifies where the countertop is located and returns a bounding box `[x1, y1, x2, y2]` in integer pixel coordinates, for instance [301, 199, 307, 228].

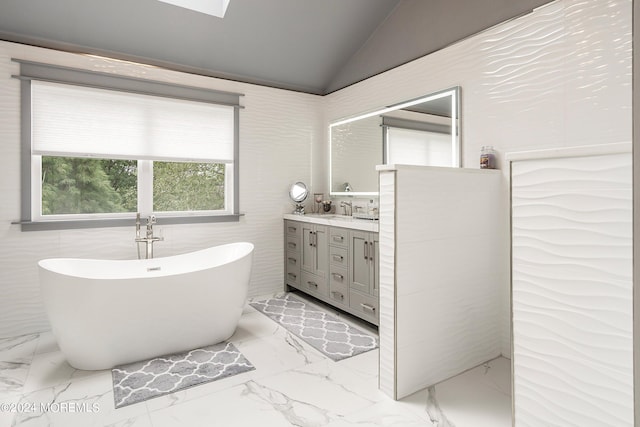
[283, 213, 379, 232]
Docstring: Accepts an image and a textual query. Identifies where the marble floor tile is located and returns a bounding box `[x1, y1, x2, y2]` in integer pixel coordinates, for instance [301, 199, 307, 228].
[0, 335, 39, 363]
[2, 304, 513, 427]
[428, 357, 512, 427]
[0, 393, 21, 427]
[0, 334, 39, 397]
[325, 399, 434, 427]
[33, 333, 59, 356]
[236, 328, 326, 376]
[102, 412, 154, 427]
[22, 351, 104, 394]
[228, 311, 282, 345]
[254, 359, 383, 418]
[149, 382, 293, 427]
[12, 371, 149, 427]
[335, 347, 379, 380]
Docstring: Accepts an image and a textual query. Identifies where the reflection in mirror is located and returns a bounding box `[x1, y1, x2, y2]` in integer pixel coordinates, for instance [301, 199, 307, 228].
[329, 87, 460, 196]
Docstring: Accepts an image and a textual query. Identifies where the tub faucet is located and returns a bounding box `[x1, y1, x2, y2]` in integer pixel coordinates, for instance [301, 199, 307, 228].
[135, 214, 164, 259]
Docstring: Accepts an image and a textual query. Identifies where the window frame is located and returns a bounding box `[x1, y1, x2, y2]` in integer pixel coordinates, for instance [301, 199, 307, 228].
[14, 59, 243, 231]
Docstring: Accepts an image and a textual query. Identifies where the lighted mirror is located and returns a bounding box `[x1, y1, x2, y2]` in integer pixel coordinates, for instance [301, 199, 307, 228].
[329, 87, 461, 196]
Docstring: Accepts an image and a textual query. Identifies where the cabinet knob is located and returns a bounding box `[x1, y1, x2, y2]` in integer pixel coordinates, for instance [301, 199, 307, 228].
[288, 257, 297, 264]
[332, 273, 343, 281]
[332, 254, 343, 262]
[287, 273, 297, 280]
[307, 281, 318, 289]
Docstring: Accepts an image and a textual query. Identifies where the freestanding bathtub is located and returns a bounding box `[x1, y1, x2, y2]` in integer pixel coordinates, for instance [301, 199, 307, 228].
[38, 242, 254, 370]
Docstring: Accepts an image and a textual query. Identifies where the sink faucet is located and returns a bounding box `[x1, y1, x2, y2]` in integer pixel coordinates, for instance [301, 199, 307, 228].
[340, 201, 352, 216]
[135, 213, 164, 259]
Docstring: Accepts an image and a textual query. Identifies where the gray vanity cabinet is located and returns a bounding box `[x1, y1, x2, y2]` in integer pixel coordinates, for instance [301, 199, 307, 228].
[348, 230, 379, 323]
[284, 218, 378, 325]
[300, 223, 329, 296]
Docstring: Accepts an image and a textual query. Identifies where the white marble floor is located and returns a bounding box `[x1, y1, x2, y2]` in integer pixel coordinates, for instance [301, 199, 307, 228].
[0, 294, 511, 427]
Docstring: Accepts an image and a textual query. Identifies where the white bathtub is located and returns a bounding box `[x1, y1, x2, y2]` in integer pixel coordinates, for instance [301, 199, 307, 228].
[38, 242, 254, 370]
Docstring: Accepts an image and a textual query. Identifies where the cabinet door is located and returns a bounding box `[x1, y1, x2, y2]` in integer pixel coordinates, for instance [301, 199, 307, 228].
[314, 225, 328, 278]
[301, 224, 315, 273]
[371, 234, 379, 297]
[349, 231, 370, 294]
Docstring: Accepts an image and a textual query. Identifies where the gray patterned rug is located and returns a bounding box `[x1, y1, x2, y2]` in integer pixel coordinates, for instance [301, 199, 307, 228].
[250, 293, 378, 361]
[112, 342, 254, 408]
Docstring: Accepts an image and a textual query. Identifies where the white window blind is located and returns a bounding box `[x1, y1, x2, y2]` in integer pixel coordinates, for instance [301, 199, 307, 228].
[386, 127, 452, 167]
[31, 80, 234, 162]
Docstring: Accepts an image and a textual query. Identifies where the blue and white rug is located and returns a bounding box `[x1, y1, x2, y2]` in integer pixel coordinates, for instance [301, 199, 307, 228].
[250, 293, 378, 361]
[112, 342, 254, 408]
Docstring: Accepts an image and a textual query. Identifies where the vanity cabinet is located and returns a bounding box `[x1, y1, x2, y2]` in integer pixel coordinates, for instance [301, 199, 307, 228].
[348, 231, 379, 324]
[284, 217, 379, 325]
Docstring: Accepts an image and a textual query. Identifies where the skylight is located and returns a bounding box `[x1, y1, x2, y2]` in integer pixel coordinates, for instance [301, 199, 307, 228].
[157, 0, 230, 18]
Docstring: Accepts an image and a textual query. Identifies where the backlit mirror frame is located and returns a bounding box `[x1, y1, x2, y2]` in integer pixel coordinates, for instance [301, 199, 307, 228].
[329, 86, 461, 196]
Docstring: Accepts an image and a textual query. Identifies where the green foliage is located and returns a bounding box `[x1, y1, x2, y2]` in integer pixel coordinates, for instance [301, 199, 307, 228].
[153, 162, 225, 211]
[100, 160, 138, 211]
[42, 157, 135, 215]
[41, 157, 225, 215]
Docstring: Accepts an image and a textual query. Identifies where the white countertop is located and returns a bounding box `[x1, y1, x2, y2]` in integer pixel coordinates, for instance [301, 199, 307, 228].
[283, 213, 379, 232]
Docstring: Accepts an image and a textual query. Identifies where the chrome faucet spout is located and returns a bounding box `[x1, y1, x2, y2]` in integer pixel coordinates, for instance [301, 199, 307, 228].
[340, 201, 353, 216]
[135, 214, 163, 259]
[135, 213, 141, 239]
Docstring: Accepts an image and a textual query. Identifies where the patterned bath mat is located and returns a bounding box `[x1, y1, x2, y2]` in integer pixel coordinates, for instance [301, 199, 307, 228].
[112, 342, 254, 408]
[250, 293, 378, 361]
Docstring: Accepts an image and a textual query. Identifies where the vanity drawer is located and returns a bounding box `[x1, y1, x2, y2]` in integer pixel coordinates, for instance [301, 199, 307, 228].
[329, 267, 348, 287]
[329, 227, 349, 248]
[285, 221, 302, 239]
[329, 247, 348, 267]
[329, 267, 349, 306]
[285, 251, 301, 285]
[285, 234, 301, 253]
[349, 290, 379, 325]
[301, 271, 328, 297]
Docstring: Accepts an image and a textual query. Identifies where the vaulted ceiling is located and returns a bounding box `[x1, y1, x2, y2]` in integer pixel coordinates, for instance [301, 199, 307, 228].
[0, 0, 553, 94]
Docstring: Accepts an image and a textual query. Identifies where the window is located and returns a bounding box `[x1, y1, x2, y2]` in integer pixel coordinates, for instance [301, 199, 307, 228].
[385, 127, 453, 167]
[16, 60, 242, 230]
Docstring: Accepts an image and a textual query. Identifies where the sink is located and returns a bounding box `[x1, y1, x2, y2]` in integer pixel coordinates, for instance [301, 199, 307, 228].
[307, 214, 352, 221]
[327, 215, 353, 221]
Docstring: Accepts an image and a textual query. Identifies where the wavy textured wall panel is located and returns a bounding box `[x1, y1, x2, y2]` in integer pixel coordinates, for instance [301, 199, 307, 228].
[511, 151, 632, 426]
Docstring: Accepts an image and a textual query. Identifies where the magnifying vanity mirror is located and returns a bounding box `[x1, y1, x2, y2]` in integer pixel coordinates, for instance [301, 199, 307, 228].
[329, 86, 461, 196]
[289, 181, 309, 215]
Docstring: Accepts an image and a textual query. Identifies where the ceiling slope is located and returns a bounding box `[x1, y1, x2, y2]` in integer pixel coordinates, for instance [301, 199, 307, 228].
[0, 0, 554, 94]
[0, 0, 400, 94]
[326, 0, 555, 93]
